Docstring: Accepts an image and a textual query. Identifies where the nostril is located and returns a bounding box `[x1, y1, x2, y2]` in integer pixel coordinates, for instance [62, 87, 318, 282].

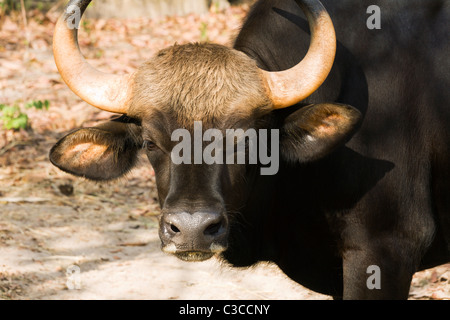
[170, 224, 180, 233]
[204, 221, 223, 236]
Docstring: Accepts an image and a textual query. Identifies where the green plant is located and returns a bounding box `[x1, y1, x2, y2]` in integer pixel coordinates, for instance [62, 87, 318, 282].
[82, 20, 93, 35]
[25, 99, 49, 111]
[200, 22, 209, 42]
[0, 105, 28, 130]
[0, 100, 50, 130]
[0, 0, 55, 14]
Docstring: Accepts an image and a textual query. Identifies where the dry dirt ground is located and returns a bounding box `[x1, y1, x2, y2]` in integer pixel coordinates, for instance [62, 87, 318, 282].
[0, 5, 449, 300]
[0, 160, 331, 300]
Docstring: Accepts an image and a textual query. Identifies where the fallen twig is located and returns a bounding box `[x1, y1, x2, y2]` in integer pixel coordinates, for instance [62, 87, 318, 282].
[0, 141, 31, 157]
[20, 0, 30, 50]
[0, 197, 48, 203]
[119, 242, 148, 247]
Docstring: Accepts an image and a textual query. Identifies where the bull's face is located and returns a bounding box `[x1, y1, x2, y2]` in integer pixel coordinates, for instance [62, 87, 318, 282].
[50, 0, 361, 262]
[130, 43, 274, 261]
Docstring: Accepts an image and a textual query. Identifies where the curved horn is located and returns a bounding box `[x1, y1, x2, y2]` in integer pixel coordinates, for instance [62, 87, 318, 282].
[53, 0, 132, 114]
[261, 0, 336, 109]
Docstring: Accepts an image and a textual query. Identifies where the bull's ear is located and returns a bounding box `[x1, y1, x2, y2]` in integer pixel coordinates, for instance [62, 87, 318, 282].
[49, 119, 141, 181]
[280, 103, 362, 163]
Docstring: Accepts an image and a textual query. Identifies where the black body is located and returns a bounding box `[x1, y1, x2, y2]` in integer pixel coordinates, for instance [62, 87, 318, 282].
[229, 0, 450, 299]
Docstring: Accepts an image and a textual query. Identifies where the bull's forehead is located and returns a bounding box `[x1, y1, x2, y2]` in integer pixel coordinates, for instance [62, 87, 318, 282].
[128, 43, 271, 126]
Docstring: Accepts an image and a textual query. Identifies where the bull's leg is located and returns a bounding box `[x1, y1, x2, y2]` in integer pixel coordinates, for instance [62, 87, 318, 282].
[342, 246, 416, 300]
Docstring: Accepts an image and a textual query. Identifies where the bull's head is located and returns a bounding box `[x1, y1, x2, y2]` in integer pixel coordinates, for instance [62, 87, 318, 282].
[50, 0, 361, 262]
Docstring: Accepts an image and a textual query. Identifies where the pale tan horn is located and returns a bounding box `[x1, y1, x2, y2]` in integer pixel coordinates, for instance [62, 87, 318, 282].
[53, 0, 132, 114]
[261, 0, 336, 109]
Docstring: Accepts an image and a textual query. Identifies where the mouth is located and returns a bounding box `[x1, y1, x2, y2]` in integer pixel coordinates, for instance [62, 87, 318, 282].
[174, 251, 216, 262]
[162, 242, 226, 262]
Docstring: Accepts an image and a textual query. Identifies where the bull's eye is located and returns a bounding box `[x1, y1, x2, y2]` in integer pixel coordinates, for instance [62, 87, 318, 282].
[143, 140, 158, 151]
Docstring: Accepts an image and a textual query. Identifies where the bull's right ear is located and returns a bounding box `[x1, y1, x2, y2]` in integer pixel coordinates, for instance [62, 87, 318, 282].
[49, 119, 142, 181]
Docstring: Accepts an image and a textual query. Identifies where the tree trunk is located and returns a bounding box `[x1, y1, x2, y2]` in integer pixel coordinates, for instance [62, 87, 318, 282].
[85, 0, 210, 19]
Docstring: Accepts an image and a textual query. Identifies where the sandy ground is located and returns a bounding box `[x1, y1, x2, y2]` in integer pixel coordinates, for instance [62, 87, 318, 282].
[0, 217, 329, 300]
[0, 159, 330, 300]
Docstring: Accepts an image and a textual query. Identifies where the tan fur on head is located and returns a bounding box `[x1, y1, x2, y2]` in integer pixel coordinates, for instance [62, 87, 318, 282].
[54, 0, 334, 115]
[128, 43, 272, 126]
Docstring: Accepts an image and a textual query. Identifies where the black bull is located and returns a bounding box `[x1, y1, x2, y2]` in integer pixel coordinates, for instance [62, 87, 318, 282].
[50, 0, 450, 299]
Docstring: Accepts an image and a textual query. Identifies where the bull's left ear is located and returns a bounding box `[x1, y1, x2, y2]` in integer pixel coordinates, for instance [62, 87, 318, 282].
[280, 103, 362, 163]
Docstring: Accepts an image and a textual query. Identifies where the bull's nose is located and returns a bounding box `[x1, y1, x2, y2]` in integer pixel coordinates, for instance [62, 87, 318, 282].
[163, 211, 226, 240]
[160, 211, 228, 257]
